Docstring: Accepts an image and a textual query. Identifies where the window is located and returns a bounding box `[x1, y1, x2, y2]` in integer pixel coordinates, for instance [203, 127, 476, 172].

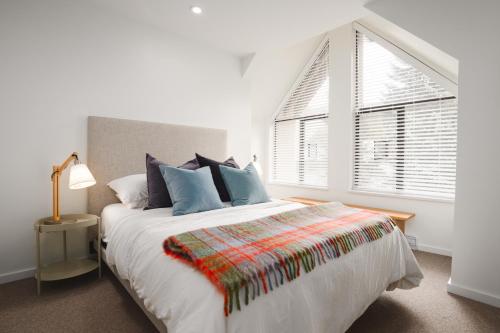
[272, 39, 329, 187]
[353, 30, 458, 200]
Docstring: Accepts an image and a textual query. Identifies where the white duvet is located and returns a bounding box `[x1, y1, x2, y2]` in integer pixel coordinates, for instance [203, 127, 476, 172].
[104, 200, 423, 333]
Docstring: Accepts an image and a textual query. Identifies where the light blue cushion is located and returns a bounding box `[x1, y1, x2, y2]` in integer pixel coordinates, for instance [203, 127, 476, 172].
[219, 163, 270, 206]
[159, 165, 224, 216]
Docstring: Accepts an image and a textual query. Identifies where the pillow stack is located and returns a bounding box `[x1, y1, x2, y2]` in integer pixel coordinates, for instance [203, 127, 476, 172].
[146, 153, 242, 215]
[107, 152, 270, 216]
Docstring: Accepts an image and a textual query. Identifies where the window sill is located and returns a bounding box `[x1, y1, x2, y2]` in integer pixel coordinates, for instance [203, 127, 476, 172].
[267, 181, 329, 191]
[348, 189, 455, 204]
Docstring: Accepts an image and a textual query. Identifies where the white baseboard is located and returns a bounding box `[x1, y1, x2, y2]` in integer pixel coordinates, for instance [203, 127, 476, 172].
[447, 278, 500, 308]
[0, 267, 35, 285]
[417, 243, 452, 257]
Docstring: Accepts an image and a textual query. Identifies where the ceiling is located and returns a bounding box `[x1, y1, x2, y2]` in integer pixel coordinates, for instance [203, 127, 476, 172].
[91, 0, 369, 56]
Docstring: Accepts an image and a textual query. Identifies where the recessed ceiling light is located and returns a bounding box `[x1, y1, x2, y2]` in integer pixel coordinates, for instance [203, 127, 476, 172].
[190, 6, 203, 15]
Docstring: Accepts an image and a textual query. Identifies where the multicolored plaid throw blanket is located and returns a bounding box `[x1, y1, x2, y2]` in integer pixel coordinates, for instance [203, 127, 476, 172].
[163, 203, 395, 316]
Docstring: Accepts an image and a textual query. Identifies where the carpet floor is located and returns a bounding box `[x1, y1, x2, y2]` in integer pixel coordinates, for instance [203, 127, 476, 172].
[0, 251, 499, 332]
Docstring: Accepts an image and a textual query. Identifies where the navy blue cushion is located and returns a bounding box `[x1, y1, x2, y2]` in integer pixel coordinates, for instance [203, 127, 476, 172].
[219, 163, 270, 206]
[145, 154, 199, 210]
[159, 165, 224, 216]
[195, 154, 239, 202]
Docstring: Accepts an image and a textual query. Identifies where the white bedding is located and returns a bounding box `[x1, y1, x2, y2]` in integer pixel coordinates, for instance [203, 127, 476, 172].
[101, 203, 153, 242]
[103, 200, 423, 333]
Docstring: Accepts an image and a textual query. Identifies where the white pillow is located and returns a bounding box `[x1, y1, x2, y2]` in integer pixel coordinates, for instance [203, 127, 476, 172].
[107, 174, 148, 209]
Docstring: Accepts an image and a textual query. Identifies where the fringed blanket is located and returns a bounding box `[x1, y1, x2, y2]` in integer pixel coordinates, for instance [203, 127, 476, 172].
[163, 203, 395, 316]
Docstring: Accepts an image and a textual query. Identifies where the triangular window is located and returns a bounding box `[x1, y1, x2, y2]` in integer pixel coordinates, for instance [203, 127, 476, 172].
[353, 30, 458, 200]
[272, 39, 329, 187]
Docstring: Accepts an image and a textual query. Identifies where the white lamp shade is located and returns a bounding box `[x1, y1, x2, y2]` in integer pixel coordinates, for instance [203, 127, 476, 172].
[69, 164, 96, 189]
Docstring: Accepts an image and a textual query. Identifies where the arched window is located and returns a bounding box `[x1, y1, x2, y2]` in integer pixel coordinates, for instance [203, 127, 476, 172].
[353, 28, 458, 200]
[271, 39, 329, 188]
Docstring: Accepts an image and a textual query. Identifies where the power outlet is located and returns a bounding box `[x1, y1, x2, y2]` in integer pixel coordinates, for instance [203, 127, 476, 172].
[406, 235, 417, 249]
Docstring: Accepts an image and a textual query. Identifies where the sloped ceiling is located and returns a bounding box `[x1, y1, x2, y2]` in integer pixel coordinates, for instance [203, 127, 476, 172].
[90, 0, 369, 56]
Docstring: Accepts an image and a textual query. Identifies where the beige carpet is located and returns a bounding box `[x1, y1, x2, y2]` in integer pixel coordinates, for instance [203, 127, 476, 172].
[0, 251, 499, 332]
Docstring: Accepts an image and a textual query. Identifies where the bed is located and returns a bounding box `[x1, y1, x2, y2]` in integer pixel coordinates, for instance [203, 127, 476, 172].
[87, 116, 423, 333]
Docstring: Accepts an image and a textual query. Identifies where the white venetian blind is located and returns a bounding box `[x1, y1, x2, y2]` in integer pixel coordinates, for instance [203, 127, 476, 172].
[272, 39, 329, 187]
[353, 30, 458, 200]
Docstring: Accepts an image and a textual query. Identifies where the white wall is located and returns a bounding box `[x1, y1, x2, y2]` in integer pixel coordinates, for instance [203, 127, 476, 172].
[0, 0, 251, 282]
[365, 0, 500, 307]
[249, 22, 455, 257]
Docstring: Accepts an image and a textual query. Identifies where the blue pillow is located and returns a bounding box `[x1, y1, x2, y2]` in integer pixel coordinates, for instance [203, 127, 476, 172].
[159, 165, 224, 216]
[219, 163, 270, 206]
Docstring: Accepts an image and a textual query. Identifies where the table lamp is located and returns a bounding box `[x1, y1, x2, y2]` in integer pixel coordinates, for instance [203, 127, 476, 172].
[49, 152, 96, 223]
[252, 154, 263, 177]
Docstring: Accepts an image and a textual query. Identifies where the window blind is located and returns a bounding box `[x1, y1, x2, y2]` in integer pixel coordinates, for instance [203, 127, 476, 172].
[272, 39, 329, 187]
[353, 30, 458, 200]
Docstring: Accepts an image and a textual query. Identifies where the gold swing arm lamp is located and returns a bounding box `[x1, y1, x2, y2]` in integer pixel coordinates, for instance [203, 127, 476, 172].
[50, 152, 96, 223]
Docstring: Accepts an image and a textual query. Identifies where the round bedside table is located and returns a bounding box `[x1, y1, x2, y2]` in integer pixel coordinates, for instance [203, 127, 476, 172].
[34, 214, 101, 295]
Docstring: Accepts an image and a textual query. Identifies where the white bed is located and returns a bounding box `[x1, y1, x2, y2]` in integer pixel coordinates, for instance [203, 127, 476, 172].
[88, 117, 423, 332]
[101, 200, 423, 333]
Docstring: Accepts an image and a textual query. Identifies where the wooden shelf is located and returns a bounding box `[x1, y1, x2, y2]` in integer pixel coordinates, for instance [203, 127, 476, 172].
[36, 258, 98, 281]
[282, 197, 415, 233]
[343, 203, 415, 221]
[283, 197, 329, 206]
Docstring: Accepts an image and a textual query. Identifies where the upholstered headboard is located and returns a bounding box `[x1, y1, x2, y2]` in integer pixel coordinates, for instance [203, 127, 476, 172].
[87, 116, 227, 215]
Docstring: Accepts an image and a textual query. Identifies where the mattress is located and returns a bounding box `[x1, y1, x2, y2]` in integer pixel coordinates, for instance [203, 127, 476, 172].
[101, 203, 155, 242]
[103, 200, 423, 333]
[101, 202, 233, 242]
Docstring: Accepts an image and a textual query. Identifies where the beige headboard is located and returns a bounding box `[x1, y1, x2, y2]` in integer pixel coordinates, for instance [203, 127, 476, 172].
[87, 116, 227, 215]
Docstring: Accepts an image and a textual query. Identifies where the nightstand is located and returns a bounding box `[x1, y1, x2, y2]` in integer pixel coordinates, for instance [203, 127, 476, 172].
[34, 214, 101, 295]
[282, 197, 415, 233]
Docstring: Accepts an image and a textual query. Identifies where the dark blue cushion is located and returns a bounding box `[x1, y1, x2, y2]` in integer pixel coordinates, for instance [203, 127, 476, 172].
[159, 165, 224, 216]
[145, 153, 199, 210]
[195, 154, 239, 202]
[219, 163, 270, 206]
